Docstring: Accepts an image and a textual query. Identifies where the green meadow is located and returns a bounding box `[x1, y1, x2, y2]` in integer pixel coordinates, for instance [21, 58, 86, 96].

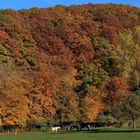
[1, 129, 140, 140]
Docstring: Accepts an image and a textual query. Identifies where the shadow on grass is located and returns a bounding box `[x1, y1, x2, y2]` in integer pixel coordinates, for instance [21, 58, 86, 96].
[86, 128, 140, 133]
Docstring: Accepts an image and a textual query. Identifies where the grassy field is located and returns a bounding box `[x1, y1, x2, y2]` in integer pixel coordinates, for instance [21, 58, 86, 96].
[1, 129, 140, 140]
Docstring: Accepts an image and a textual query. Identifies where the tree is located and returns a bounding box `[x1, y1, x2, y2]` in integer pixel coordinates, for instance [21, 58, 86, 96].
[30, 68, 59, 121]
[80, 96, 103, 122]
[106, 76, 128, 107]
[77, 62, 109, 91]
[92, 37, 119, 77]
[116, 27, 140, 91]
[0, 73, 30, 126]
[99, 77, 129, 127]
[115, 90, 140, 129]
[76, 61, 108, 121]
[55, 68, 80, 122]
[112, 28, 140, 126]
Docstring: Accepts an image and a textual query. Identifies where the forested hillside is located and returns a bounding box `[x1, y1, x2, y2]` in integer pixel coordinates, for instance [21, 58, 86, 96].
[0, 4, 140, 126]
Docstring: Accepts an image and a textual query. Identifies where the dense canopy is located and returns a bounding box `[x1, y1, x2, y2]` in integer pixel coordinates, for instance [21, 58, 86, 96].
[0, 4, 140, 126]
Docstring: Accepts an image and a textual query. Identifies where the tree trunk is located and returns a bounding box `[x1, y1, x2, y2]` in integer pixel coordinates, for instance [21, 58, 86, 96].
[132, 115, 136, 130]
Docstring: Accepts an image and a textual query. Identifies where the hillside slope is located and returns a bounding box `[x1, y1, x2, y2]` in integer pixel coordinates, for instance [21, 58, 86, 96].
[0, 4, 140, 125]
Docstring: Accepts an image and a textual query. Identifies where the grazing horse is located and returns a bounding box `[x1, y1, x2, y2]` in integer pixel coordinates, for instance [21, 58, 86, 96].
[51, 126, 61, 133]
[80, 122, 91, 130]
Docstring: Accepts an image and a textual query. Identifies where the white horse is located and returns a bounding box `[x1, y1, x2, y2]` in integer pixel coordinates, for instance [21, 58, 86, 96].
[51, 126, 61, 133]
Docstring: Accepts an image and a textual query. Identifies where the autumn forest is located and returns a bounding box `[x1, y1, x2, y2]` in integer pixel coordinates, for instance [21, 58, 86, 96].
[0, 4, 140, 128]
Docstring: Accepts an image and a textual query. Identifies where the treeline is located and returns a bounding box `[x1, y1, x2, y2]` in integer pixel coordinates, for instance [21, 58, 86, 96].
[0, 4, 140, 128]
